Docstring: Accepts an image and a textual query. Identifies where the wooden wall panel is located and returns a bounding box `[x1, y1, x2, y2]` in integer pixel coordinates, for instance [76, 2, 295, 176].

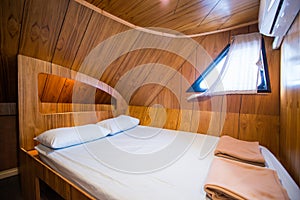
[0, 0, 24, 172]
[137, 24, 280, 156]
[0, 0, 24, 102]
[0, 103, 17, 171]
[239, 114, 279, 155]
[101, 49, 165, 88]
[0, 56, 18, 102]
[0, 0, 283, 183]
[71, 12, 129, 72]
[19, 0, 69, 61]
[127, 51, 187, 107]
[52, 0, 93, 68]
[0, 0, 24, 56]
[41, 75, 67, 103]
[280, 13, 300, 186]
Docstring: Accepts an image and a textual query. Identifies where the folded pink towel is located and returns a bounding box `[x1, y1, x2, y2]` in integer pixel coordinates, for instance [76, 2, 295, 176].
[214, 135, 265, 166]
[204, 157, 289, 200]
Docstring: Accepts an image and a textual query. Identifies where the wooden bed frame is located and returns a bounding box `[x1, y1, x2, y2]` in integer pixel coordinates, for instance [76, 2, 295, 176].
[18, 55, 125, 200]
[17, 55, 224, 199]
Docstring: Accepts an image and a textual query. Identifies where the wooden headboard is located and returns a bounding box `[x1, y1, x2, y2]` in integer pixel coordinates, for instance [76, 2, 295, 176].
[18, 55, 125, 150]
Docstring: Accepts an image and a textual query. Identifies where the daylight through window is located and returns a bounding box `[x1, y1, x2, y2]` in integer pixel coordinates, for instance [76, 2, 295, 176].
[187, 32, 271, 96]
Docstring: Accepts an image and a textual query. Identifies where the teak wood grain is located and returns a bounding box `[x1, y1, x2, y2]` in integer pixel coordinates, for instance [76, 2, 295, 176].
[82, 0, 259, 35]
[19, 0, 69, 61]
[280, 13, 300, 186]
[0, 0, 24, 171]
[52, 0, 93, 68]
[18, 55, 124, 150]
[20, 148, 95, 200]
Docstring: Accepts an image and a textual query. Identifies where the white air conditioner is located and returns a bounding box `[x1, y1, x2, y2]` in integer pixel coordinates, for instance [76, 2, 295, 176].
[258, 0, 300, 49]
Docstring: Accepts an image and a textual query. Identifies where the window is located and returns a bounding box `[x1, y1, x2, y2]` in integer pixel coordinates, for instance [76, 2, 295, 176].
[187, 33, 271, 95]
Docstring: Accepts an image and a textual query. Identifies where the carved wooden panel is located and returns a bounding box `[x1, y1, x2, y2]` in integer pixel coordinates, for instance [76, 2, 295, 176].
[19, 0, 69, 61]
[0, 0, 24, 56]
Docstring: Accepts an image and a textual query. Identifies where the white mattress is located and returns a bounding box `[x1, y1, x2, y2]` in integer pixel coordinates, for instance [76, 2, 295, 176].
[36, 125, 300, 200]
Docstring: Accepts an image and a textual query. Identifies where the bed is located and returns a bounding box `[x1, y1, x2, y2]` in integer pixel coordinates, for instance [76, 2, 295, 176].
[18, 55, 300, 200]
[34, 124, 299, 200]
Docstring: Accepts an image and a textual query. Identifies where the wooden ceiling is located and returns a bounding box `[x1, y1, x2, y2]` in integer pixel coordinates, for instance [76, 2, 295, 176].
[83, 0, 259, 35]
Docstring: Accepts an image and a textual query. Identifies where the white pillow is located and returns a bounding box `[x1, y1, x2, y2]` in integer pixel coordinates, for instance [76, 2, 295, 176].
[34, 124, 111, 149]
[35, 144, 54, 156]
[97, 115, 140, 135]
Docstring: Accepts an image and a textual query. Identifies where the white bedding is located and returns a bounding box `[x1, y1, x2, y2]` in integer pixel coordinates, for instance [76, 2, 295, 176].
[36, 125, 300, 200]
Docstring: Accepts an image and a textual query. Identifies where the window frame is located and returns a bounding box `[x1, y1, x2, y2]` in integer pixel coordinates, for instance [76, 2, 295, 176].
[187, 38, 271, 93]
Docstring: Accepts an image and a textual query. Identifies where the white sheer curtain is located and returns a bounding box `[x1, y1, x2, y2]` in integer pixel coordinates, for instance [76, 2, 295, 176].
[202, 32, 262, 96]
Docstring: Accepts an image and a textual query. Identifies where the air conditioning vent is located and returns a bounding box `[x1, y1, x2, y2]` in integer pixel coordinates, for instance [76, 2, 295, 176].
[258, 0, 300, 48]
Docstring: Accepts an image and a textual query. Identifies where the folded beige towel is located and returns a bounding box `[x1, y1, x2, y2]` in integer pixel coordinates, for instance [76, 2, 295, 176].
[214, 135, 265, 166]
[204, 157, 289, 200]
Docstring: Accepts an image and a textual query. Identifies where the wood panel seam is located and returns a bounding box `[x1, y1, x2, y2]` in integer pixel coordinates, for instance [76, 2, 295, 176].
[50, 0, 71, 63]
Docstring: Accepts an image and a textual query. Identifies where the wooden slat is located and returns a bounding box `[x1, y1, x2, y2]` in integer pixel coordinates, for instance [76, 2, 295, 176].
[220, 112, 239, 138]
[219, 6, 259, 30]
[239, 114, 279, 157]
[38, 73, 48, 101]
[39, 103, 115, 114]
[150, 86, 180, 109]
[201, 0, 258, 25]
[57, 78, 74, 103]
[19, 0, 69, 61]
[101, 49, 161, 89]
[52, 0, 93, 68]
[128, 105, 150, 126]
[71, 11, 130, 73]
[280, 13, 300, 186]
[82, 0, 258, 35]
[122, 34, 203, 107]
[127, 51, 187, 107]
[41, 75, 67, 103]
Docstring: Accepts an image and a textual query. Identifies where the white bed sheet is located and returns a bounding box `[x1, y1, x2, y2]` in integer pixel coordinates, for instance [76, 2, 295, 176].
[36, 125, 300, 200]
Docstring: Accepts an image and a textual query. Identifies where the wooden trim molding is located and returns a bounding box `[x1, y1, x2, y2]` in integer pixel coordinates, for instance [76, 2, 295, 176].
[0, 103, 16, 116]
[20, 148, 94, 200]
[0, 168, 19, 179]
